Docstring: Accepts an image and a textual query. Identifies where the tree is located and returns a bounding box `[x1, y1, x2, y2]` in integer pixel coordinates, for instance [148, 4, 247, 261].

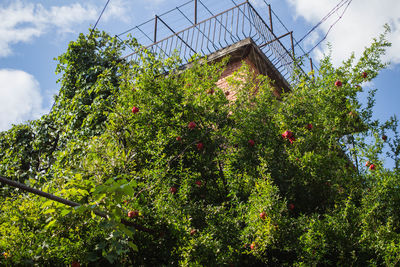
[1, 28, 399, 266]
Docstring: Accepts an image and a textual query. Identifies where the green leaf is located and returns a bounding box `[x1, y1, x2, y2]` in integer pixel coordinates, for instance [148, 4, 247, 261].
[60, 209, 71, 217]
[43, 208, 55, 214]
[128, 241, 138, 252]
[42, 200, 54, 208]
[44, 219, 56, 229]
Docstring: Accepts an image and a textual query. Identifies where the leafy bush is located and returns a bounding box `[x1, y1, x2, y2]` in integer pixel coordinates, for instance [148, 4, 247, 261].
[1, 28, 399, 266]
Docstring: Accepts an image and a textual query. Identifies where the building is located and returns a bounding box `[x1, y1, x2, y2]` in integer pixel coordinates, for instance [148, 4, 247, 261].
[118, 0, 314, 96]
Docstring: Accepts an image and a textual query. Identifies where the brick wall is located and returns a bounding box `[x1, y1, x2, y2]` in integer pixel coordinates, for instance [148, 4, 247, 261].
[215, 58, 262, 101]
[214, 56, 286, 101]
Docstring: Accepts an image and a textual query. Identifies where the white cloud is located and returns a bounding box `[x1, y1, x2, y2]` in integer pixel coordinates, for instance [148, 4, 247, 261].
[102, 0, 131, 23]
[44, 4, 99, 33]
[304, 31, 320, 48]
[0, 0, 129, 57]
[249, 0, 265, 8]
[0, 69, 46, 131]
[143, 0, 167, 6]
[287, 0, 400, 66]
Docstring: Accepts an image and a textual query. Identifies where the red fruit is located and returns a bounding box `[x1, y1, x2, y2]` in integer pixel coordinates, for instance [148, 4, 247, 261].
[176, 136, 182, 142]
[71, 262, 80, 267]
[190, 229, 197, 235]
[288, 203, 295, 210]
[248, 139, 255, 146]
[288, 137, 296, 144]
[128, 210, 139, 218]
[335, 80, 342, 87]
[250, 242, 256, 250]
[382, 135, 387, 141]
[131, 106, 139, 114]
[348, 111, 357, 117]
[188, 121, 196, 129]
[225, 91, 230, 96]
[195, 180, 202, 187]
[369, 164, 376, 170]
[259, 212, 267, 220]
[281, 130, 293, 139]
[207, 89, 214, 95]
[170, 187, 177, 194]
[362, 72, 367, 78]
[197, 142, 204, 151]
[365, 161, 371, 167]
[306, 123, 313, 130]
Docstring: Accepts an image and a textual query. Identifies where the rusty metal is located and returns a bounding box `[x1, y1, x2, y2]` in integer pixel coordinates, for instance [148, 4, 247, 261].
[157, 16, 196, 54]
[195, 0, 198, 24]
[154, 15, 158, 43]
[310, 58, 314, 72]
[265, 0, 318, 73]
[310, 57, 315, 79]
[176, 5, 211, 50]
[268, 4, 273, 33]
[258, 31, 292, 48]
[290, 31, 294, 57]
[120, 0, 303, 84]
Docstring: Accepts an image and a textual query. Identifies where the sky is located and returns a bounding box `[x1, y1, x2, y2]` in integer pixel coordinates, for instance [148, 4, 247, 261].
[0, 0, 399, 145]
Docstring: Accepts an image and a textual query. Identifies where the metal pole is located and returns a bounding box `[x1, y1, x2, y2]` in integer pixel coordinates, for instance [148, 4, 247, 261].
[195, 0, 198, 24]
[0, 175, 154, 234]
[154, 15, 158, 43]
[290, 31, 294, 57]
[268, 4, 273, 33]
[157, 16, 197, 53]
[310, 58, 314, 78]
[258, 31, 292, 48]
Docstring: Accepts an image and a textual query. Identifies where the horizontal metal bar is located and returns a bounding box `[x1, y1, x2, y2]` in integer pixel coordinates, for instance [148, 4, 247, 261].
[258, 31, 292, 48]
[157, 15, 197, 54]
[117, 0, 193, 36]
[118, 0, 303, 86]
[0, 175, 154, 234]
[123, 1, 248, 59]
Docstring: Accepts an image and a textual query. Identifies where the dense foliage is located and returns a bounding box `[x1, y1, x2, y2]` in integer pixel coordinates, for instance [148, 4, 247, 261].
[1, 28, 399, 266]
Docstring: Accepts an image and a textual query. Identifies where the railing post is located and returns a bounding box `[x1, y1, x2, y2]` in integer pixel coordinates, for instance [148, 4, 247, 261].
[154, 15, 158, 43]
[194, 0, 197, 24]
[290, 31, 294, 57]
[268, 4, 273, 33]
[310, 58, 315, 79]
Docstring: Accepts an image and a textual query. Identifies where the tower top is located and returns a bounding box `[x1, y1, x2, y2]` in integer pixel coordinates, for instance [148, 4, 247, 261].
[118, 0, 311, 86]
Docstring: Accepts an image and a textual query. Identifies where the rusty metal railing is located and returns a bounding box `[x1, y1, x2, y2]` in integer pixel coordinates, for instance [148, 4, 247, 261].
[120, 1, 301, 84]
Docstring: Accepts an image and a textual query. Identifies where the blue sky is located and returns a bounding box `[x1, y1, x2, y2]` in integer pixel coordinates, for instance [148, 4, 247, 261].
[1, 0, 399, 145]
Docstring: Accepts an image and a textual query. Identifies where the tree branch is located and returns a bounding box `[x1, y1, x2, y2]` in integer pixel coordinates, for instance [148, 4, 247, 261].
[0, 175, 154, 234]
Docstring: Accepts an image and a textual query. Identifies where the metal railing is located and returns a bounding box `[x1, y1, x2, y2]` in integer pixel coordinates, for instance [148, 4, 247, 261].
[120, 1, 301, 84]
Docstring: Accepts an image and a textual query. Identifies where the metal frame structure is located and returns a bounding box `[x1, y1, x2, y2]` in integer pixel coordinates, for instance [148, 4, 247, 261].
[118, 0, 310, 84]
